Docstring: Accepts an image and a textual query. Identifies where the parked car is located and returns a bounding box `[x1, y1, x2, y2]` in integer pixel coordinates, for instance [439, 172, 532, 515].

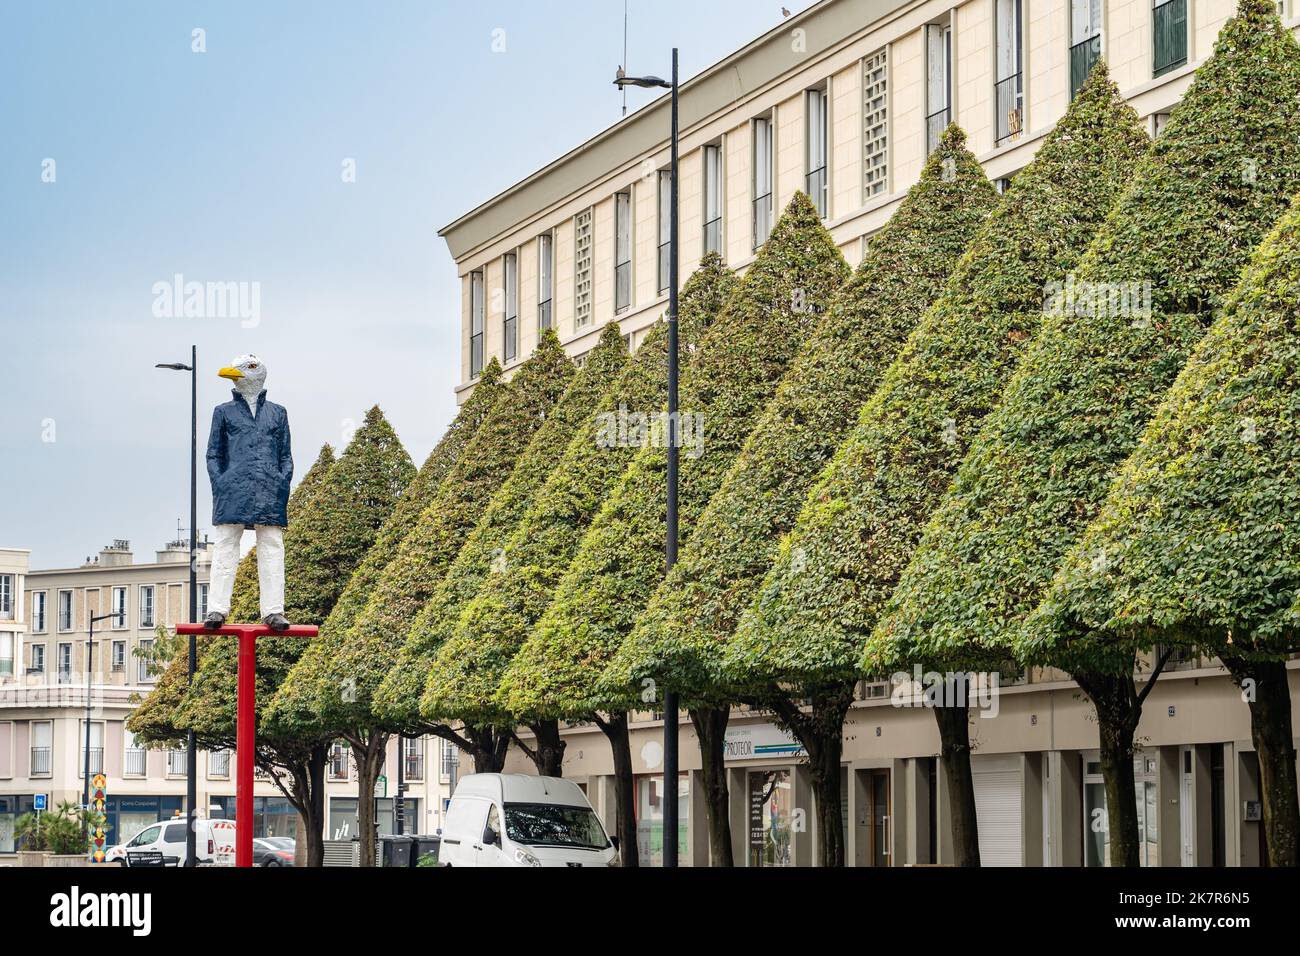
[438, 774, 618, 867]
[254, 836, 295, 867]
[106, 817, 235, 866]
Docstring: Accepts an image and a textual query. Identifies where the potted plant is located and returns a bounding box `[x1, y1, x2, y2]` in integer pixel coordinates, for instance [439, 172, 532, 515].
[13, 800, 105, 867]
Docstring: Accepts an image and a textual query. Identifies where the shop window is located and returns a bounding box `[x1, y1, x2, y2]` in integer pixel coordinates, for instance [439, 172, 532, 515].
[635, 773, 689, 867]
[748, 768, 794, 866]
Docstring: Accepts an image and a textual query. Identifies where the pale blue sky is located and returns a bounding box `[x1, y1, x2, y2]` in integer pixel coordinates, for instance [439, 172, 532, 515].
[0, 0, 816, 569]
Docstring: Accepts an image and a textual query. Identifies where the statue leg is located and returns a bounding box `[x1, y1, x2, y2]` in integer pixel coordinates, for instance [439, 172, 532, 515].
[255, 525, 286, 626]
[207, 524, 244, 620]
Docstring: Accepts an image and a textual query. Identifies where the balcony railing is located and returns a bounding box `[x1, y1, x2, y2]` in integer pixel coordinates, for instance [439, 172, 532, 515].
[925, 107, 950, 154]
[995, 73, 1024, 144]
[81, 748, 104, 775]
[404, 753, 424, 782]
[1153, 0, 1188, 77]
[329, 750, 349, 781]
[30, 747, 51, 775]
[1070, 34, 1102, 99]
[124, 749, 147, 777]
[166, 749, 187, 776]
[440, 747, 459, 781]
[57, 668, 72, 685]
[209, 749, 230, 777]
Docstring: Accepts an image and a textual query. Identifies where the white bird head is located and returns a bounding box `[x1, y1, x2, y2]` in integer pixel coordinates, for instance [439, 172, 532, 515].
[217, 354, 268, 398]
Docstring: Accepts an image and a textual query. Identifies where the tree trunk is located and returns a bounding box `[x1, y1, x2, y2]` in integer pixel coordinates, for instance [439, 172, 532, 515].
[932, 686, 980, 867]
[689, 707, 733, 867]
[768, 685, 853, 867]
[595, 711, 639, 867]
[350, 733, 388, 868]
[301, 744, 327, 867]
[524, 720, 567, 777]
[464, 726, 511, 773]
[1075, 670, 1141, 867]
[1221, 654, 1300, 867]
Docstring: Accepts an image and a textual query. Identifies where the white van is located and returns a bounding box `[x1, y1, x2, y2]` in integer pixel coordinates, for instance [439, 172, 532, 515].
[439, 774, 619, 867]
[106, 817, 236, 866]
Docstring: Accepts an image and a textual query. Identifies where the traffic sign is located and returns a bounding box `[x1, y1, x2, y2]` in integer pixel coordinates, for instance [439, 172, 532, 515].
[33, 794, 47, 812]
[375, 775, 387, 799]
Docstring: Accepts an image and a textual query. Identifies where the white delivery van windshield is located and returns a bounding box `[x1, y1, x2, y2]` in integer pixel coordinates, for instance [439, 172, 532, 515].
[504, 803, 609, 850]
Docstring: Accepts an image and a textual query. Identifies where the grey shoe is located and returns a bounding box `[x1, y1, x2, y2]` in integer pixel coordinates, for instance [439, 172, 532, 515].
[204, 611, 226, 631]
[263, 613, 290, 631]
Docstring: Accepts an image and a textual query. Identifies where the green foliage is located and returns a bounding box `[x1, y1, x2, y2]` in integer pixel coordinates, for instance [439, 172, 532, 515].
[874, 2, 1300, 676]
[15, 801, 102, 855]
[374, 324, 628, 723]
[176, 405, 414, 746]
[267, 362, 508, 733]
[337, 330, 575, 734]
[497, 194, 851, 720]
[604, 127, 998, 708]
[127, 444, 336, 748]
[1026, 195, 1300, 670]
[726, 64, 1149, 687]
[421, 256, 735, 726]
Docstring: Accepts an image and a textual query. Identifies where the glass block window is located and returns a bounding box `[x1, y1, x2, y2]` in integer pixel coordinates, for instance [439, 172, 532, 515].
[863, 47, 889, 199]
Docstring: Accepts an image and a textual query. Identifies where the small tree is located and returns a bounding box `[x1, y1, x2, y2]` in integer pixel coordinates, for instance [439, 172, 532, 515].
[497, 194, 849, 864]
[603, 127, 998, 867]
[1027, 198, 1300, 866]
[874, 0, 1300, 867]
[729, 63, 1149, 867]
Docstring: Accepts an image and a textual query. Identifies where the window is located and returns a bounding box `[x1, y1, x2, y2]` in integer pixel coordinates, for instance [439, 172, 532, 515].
[82, 721, 104, 775]
[1151, 111, 1172, 138]
[167, 748, 187, 776]
[752, 114, 775, 249]
[0, 634, 11, 677]
[748, 768, 794, 866]
[57, 590, 73, 632]
[469, 270, 485, 378]
[995, 0, 1024, 144]
[574, 208, 594, 327]
[29, 643, 45, 674]
[32, 592, 46, 633]
[1070, 0, 1103, 99]
[0, 575, 11, 619]
[198, 582, 209, 620]
[31, 721, 52, 776]
[137, 638, 154, 684]
[538, 232, 554, 330]
[124, 730, 147, 777]
[656, 172, 672, 294]
[613, 190, 638, 308]
[863, 48, 889, 199]
[139, 585, 154, 628]
[111, 640, 126, 671]
[57, 643, 72, 684]
[806, 86, 829, 217]
[209, 749, 231, 778]
[926, 21, 953, 154]
[502, 252, 518, 363]
[636, 773, 689, 866]
[403, 736, 424, 781]
[1083, 754, 1160, 866]
[111, 586, 127, 628]
[329, 741, 350, 781]
[703, 144, 723, 254]
[1153, 0, 1188, 78]
[995, 176, 1014, 194]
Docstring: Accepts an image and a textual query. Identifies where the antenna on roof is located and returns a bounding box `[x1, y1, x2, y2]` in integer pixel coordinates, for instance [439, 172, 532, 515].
[621, 0, 629, 117]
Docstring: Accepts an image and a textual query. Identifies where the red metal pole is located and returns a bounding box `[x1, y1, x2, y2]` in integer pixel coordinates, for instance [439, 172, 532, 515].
[236, 630, 256, 868]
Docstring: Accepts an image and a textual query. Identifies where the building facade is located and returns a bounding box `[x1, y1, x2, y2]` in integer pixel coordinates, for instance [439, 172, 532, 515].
[0, 538, 455, 855]
[444, 0, 1300, 866]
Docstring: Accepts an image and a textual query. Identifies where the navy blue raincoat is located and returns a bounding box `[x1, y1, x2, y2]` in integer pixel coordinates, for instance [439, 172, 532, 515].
[206, 390, 294, 527]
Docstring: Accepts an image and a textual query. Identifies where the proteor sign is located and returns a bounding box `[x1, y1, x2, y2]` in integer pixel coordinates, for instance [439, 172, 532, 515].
[723, 722, 805, 761]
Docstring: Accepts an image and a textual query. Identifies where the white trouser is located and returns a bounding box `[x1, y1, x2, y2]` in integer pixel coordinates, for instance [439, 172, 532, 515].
[207, 524, 285, 618]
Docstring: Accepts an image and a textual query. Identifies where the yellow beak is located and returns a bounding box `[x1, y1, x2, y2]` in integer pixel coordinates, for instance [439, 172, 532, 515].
[218, 367, 244, 381]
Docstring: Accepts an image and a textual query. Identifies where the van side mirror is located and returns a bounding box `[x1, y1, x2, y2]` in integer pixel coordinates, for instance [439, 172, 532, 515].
[483, 826, 499, 847]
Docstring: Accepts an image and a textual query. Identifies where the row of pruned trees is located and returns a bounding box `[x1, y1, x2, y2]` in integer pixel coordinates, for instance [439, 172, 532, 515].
[132, 0, 1300, 867]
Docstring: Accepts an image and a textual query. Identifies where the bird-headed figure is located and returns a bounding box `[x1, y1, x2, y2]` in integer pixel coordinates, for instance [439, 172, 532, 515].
[204, 354, 294, 631]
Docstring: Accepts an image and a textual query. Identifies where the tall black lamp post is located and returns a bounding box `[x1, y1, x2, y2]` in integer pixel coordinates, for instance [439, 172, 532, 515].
[84, 611, 115, 821]
[616, 48, 680, 868]
[156, 346, 199, 866]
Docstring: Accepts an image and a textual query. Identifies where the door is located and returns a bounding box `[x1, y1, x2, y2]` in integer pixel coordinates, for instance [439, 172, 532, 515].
[480, 803, 507, 867]
[854, 769, 891, 866]
[973, 755, 1023, 867]
[1180, 747, 1195, 867]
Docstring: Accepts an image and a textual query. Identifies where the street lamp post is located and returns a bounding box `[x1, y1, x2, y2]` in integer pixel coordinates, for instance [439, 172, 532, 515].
[84, 612, 115, 818]
[156, 347, 199, 867]
[616, 48, 680, 868]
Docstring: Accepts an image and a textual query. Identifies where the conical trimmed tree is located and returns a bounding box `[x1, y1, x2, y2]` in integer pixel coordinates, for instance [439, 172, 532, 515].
[368, 323, 629, 781]
[603, 127, 998, 867]
[128, 443, 337, 863]
[1027, 197, 1300, 866]
[497, 194, 849, 864]
[874, 0, 1300, 867]
[726, 62, 1150, 867]
[419, 257, 735, 865]
[334, 331, 573, 767]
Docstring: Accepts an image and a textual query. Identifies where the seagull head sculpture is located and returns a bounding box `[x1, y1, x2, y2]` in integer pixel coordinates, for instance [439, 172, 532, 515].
[218, 354, 268, 403]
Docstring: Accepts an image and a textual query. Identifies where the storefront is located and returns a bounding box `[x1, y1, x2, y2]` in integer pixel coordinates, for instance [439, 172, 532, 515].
[1081, 751, 1160, 866]
[634, 772, 688, 867]
[108, 795, 186, 846]
[327, 797, 420, 839]
[0, 795, 37, 852]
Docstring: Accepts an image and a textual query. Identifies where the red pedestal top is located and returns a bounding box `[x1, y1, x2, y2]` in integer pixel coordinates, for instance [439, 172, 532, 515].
[175, 623, 319, 638]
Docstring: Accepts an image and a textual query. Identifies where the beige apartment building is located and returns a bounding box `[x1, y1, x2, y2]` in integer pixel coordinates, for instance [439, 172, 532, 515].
[0, 538, 457, 855]
[443, 0, 1300, 866]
